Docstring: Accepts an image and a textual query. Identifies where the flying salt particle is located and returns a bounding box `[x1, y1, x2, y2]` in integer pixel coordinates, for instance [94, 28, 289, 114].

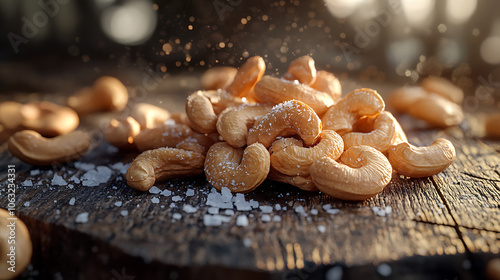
[69, 197, 76, 206]
[22, 179, 33, 187]
[325, 265, 343, 280]
[186, 189, 195, 197]
[151, 197, 160, 204]
[172, 213, 182, 220]
[120, 210, 129, 217]
[377, 263, 392, 277]
[52, 174, 67, 186]
[172, 195, 182, 202]
[149, 186, 162, 194]
[261, 214, 271, 222]
[183, 204, 198, 213]
[259, 205, 273, 213]
[236, 215, 249, 226]
[115, 201, 122, 207]
[318, 225, 326, 233]
[75, 212, 89, 223]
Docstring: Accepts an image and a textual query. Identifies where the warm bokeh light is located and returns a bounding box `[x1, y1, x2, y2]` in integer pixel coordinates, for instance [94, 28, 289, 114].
[445, 0, 477, 25]
[480, 36, 500, 64]
[323, 0, 364, 19]
[401, 0, 435, 27]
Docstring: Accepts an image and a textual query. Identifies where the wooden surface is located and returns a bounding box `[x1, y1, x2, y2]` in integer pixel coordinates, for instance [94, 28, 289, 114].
[0, 72, 499, 280]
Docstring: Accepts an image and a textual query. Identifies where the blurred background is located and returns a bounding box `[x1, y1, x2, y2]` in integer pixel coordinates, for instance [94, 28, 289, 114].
[0, 0, 499, 112]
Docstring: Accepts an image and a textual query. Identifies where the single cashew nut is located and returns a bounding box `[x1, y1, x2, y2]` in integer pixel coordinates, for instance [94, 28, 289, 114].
[342, 111, 399, 153]
[388, 138, 456, 178]
[247, 100, 322, 149]
[8, 130, 90, 165]
[310, 70, 342, 103]
[267, 169, 317, 191]
[201, 66, 238, 90]
[0, 101, 24, 130]
[253, 75, 334, 115]
[130, 103, 170, 129]
[269, 130, 344, 176]
[226, 56, 266, 98]
[126, 147, 205, 191]
[283, 55, 317, 85]
[20, 101, 80, 137]
[310, 145, 393, 201]
[134, 122, 193, 151]
[406, 93, 463, 128]
[204, 142, 270, 193]
[105, 117, 141, 149]
[388, 86, 428, 113]
[68, 76, 128, 115]
[216, 104, 273, 148]
[485, 113, 500, 138]
[322, 88, 385, 135]
[421, 76, 464, 104]
[0, 209, 32, 280]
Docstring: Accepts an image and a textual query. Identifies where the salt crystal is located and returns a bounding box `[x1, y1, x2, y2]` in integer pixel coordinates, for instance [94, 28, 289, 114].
[120, 210, 128, 217]
[385, 206, 392, 214]
[272, 215, 282, 222]
[172, 213, 182, 220]
[22, 179, 33, 187]
[69, 176, 80, 184]
[259, 206, 273, 213]
[295, 206, 306, 215]
[236, 215, 249, 226]
[109, 162, 124, 170]
[30, 169, 40, 176]
[208, 207, 219, 214]
[75, 212, 89, 223]
[119, 163, 130, 175]
[203, 214, 223, 226]
[169, 203, 176, 208]
[149, 186, 162, 194]
[186, 189, 195, 196]
[322, 204, 332, 210]
[275, 204, 281, 211]
[172, 195, 182, 202]
[249, 199, 259, 209]
[207, 193, 233, 209]
[161, 190, 172, 196]
[24, 201, 30, 207]
[327, 209, 340, 215]
[81, 166, 112, 186]
[151, 197, 160, 204]
[221, 187, 233, 202]
[183, 204, 198, 213]
[67, 184, 74, 189]
[318, 225, 326, 233]
[377, 263, 392, 277]
[243, 238, 253, 247]
[438, 203, 445, 209]
[115, 201, 122, 207]
[235, 200, 252, 211]
[52, 174, 67, 186]
[310, 209, 318, 215]
[325, 266, 343, 280]
[74, 162, 95, 171]
[224, 209, 234, 216]
[69, 198, 76, 206]
[261, 214, 271, 222]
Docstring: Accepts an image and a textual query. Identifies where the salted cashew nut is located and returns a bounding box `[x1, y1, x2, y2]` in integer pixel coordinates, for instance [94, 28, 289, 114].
[68, 76, 128, 115]
[216, 104, 273, 148]
[247, 100, 322, 149]
[283, 55, 317, 85]
[126, 147, 205, 191]
[104, 117, 141, 149]
[388, 138, 456, 178]
[406, 93, 463, 128]
[421, 76, 464, 104]
[201, 66, 238, 90]
[269, 130, 344, 176]
[130, 103, 170, 129]
[388, 86, 428, 113]
[310, 70, 342, 103]
[310, 145, 393, 201]
[226, 56, 266, 98]
[8, 130, 90, 165]
[0, 209, 32, 280]
[204, 142, 270, 193]
[342, 111, 401, 153]
[321, 88, 385, 135]
[485, 113, 500, 138]
[134, 122, 193, 152]
[267, 169, 317, 191]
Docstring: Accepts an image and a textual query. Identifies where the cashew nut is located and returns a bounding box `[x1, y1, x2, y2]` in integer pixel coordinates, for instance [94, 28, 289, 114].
[268, 169, 317, 191]
[68, 76, 128, 115]
[421, 76, 464, 104]
[310, 145, 393, 201]
[310, 70, 342, 103]
[8, 130, 90, 165]
[0, 101, 24, 130]
[226, 56, 266, 98]
[204, 142, 270, 193]
[104, 117, 141, 149]
[485, 113, 500, 138]
[130, 103, 170, 129]
[406, 93, 463, 128]
[201, 66, 238, 90]
[134, 122, 193, 152]
[283, 55, 317, 85]
[126, 147, 205, 191]
[247, 100, 322, 149]
[0, 209, 32, 280]
[269, 130, 344, 176]
[216, 104, 272, 148]
[388, 138, 456, 178]
[388, 86, 428, 113]
[322, 88, 385, 135]
[253, 75, 334, 115]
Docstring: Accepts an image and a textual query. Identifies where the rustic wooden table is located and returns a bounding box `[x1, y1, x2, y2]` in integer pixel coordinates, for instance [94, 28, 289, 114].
[0, 67, 499, 280]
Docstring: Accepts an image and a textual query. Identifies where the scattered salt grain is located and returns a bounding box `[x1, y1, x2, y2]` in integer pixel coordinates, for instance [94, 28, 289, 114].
[22, 179, 33, 187]
[208, 207, 219, 214]
[203, 214, 223, 226]
[24, 201, 30, 207]
[318, 225, 326, 233]
[295, 206, 306, 215]
[275, 204, 281, 211]
[224, 209, 234, 216]
[221, 187, 233, 201]
[186, 189, 195, 197]
[243, 238, 253, 247]
[272, 215, 282, 222]
[169, 203, 176, 208]
[438, 203, 445, 209]
[310, 209, 318, 215]
[149, 186, 162, 194]
[172, 213, 182, 220]
[51, 174, 67, 186]
[325, 266, 343, 280]
[67, 184, 74, 189]
[120, 210, 128, 217]
[207, 192, 233, 209]
[151, 197, 160, 204]
[69, 198, 76, 206]
[259, 205, 273, 213]
[327, 209, 340, 215]
[30, 169, 40, 176]
[249, 199, 259, 209]
[261, 214, 271, 222]
[236, 215, 249, 226]
[385, 206, 392, 214]
[115, 201, 122, 207]
[69, 176, 80, 184]
[161, 190, 172, 196]
[323, 204, 332, 210]
[183, 204, 198, 213]
[74, 162, 95, 171]
[377, 263, 392, 277]
[75, 212, 89, 223]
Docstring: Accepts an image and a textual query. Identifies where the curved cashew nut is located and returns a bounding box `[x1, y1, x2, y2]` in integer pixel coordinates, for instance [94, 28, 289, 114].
[21, 101, 80, 137]
[485, 113, 500, 138]
[226, 56, 266, 98]
[388, 86, 427, 113]
[126, 147, 205, 191]
[8, 130, 90, 165]
[105, 117, 141, 149]
[321, 88, 385, 135]
[216, 104, 273, 148]
[0, 209, 32, 280]
[134, 122, 193, 151]
[253, 75, 334, 115]
[68, 76, 128, 115]
[342, 111, 400, 153]
[247, 100, 322, 149]
[388, 138, 456, 178]
[310, 145, 392, 201]
[204, 142, 270, 193]
[201, 66, 238, 90]
[269, 130, 344, 176]
[310, 70, 342, 103]
[406, 93, 463, 128]
[283, 55, 317, 85]
[421, 76, 464, 104]
[267, 169, 317, 191]
[130, 103, 170, 129]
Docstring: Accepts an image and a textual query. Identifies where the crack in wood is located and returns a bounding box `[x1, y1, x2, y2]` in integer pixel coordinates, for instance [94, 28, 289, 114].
[461, 172, 500, 182]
